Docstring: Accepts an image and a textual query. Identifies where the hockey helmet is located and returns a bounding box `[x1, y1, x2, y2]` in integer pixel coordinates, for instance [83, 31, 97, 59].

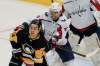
[49, 2, 62, 12]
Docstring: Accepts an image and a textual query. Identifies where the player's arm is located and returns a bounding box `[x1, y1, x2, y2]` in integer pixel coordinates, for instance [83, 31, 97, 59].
[90, 0, 100, 11]
[9, 22, 29, 59]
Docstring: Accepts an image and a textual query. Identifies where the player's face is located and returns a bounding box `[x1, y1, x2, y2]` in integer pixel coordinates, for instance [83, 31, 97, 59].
[51, 11, 61, 21]
[29, 24, 40, 38]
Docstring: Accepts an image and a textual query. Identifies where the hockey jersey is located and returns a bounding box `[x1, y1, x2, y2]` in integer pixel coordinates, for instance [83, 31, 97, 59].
[37, 11, 70, 45]
[63, 0, 99, 30]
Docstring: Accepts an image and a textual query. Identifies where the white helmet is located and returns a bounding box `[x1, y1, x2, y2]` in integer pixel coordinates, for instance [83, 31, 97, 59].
[50, 2, 62, 12]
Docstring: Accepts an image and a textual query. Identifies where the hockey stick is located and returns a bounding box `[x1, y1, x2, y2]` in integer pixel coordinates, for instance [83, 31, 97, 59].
[57, 46, 86, 57]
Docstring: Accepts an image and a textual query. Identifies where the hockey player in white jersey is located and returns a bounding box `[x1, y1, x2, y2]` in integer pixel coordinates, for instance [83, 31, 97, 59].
[36, 2, 74, 66]
[63, 0, 100, 44]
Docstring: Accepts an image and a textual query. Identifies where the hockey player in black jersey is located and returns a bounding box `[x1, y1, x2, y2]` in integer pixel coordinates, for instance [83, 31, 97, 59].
[9, 19, 49, 66]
